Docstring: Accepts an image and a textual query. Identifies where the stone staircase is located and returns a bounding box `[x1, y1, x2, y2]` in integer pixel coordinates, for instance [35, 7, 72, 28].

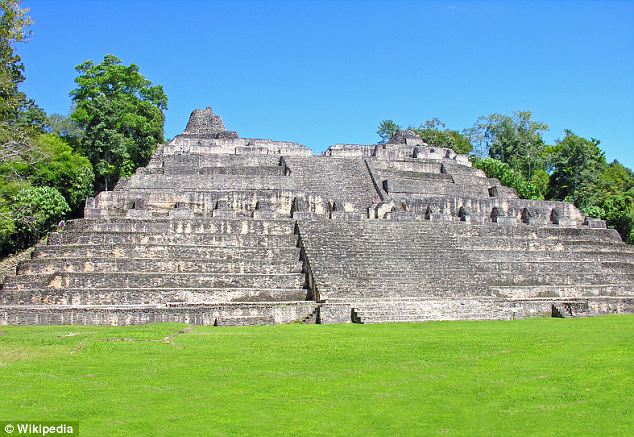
[298, 219, 633, 323]
[350, 298, 511, 323]
[350, 297, 608, 323]
[1, 217, 308, 307]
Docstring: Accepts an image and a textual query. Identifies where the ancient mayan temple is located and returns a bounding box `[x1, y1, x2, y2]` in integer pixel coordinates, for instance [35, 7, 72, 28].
[1, 107, 632, 325]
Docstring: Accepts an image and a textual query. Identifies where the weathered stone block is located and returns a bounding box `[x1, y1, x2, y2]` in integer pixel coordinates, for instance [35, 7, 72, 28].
[584, 218, 607, 228]
[125, 209, 153, 219]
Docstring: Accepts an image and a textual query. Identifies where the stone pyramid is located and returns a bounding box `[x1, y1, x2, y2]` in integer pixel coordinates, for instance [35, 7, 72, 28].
[1, 108, 632, 325]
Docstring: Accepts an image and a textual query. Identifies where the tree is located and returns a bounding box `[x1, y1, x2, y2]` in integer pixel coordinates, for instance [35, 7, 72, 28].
[599, 193, 633, 244]
[466, 111, 548, 180]
[530, 169, 550, 198]
[0, 0, 31, 123]
[377, 118, 472, 154]
[45, 112, 84, 147]
[0, 0, 44, 134]
[70, 54, 167, 191]
[30, 134, 94, 213]
[412, 118, 472, 154]
[8, 186, 69, 250]
[471, 157, 543, 200]
[548, 130, 606, 208]
[600, 160, 634, 194]
[0, 131, 93, 212]
[576, 160, 634, 243]
[377, 119, 399, 143]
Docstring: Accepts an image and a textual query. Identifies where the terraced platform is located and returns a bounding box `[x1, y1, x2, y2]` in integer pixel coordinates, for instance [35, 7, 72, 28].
[1, 107, 631, 325]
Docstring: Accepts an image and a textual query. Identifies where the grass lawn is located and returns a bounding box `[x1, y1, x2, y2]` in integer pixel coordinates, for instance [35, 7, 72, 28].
[0, 316, 632, 436]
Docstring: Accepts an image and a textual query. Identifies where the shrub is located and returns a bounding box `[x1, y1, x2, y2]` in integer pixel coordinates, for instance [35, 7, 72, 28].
[471, 157, 543, 200]
[9, 186, 70, 250]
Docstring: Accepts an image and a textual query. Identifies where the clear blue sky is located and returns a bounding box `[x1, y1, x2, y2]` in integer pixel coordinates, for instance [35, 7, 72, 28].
[18, 0, 634, 168]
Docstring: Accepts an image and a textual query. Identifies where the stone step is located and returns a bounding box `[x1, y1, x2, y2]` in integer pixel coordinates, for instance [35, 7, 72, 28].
[302, 236, 627, 251]
[317, 281, 634, 300]
[214, 315, 275, 326]
[0, 301, 318, 326]
[65, 218, 296, 235]
[469, 261, 605, 273]
[303, 233, 625, 247]
[355, 310, 465, 317]
[456, 241, 630, 252]
[487, 272, 634, 285]
[33, 244, 300, 261]
[304, 251, 633, 268]
[465, 250, 634, 263]
[124, 174, 296, 191]
[318, 287, 490, 299]
[299, 220, 622, 240]
[490, 284, 634, 298]
[309, 261, 608, 274]
[454, 228, 620, 241]
[198, 165, 284, 176]
[194, 154, 283, 167]
[47, 232, 298, 247]
[17, 258, 303, 275]
[352, 301, 514, 323]
[360, 317, 493, 324]
[0, 287, 308, 305]
[4, 272, 306, 291]
[301, 235, 634, 249]
[600, 261, 634, 273]
[315, 270, 634, 284]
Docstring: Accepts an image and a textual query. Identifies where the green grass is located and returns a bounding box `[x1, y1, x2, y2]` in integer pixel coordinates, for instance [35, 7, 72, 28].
[0, 316, 633, 436]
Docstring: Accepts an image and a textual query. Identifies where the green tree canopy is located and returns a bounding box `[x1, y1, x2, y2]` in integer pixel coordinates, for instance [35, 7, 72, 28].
[548, 130, 607, 208]
[45, 112, 83, 147]
[0, 0, 45, 137]
[377, 119, 399, 143]
[9, 185, 69, 250]
[70, 54, 167, 191]
[471, 157, 543, 200]
[30, 134, 94, 213]
[377, 118, 472, 154]
[412, 118, 472, 154]
[0, 0, 31, 123]
[0, 132, 94, 214]
[600, 160, 634, 195]
[467, 111, 548, 180]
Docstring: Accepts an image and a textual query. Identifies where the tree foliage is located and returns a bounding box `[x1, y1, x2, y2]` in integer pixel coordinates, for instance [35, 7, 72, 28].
[45, 112, 83, 146]
[30, 134, 94, 212]
[579, 160, 634, 243]
[70, 54, 167, 191]
[377, 119, 399, 143]
[467, 111, 548, 180]
[8, 186, 69, 250]
[377, 118, 472, 154]
[0, 1, 95, 255]
[0, 133, 94, 213]
[548, 130, 607, 208]
[412, 118, 472, 154]
[0, 0, 44, 137]
[471, 157, 543, 200]
[0, 0, 31, 122]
